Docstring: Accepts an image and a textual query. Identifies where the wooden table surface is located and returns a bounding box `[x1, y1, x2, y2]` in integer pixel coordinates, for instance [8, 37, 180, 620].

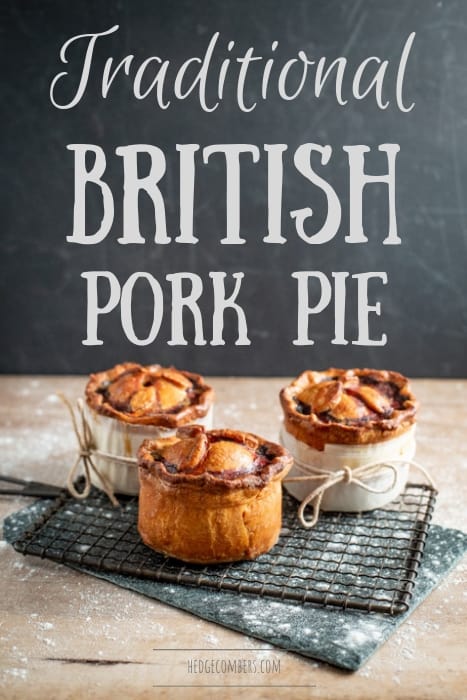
[0, 376, 466, 700]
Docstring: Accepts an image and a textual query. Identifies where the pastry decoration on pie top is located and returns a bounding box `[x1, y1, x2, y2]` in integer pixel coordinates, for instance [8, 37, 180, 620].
[84, 363, 214, 495]
[86, 362, 213, 427]
[137, 425, 293, 563]
[280, 368, 417, 450]
[279, 368, 418, 512]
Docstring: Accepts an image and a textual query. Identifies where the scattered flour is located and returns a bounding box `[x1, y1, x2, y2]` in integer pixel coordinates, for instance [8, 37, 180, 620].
[38, 622, 54, 631]
[203, 633, 221, 646]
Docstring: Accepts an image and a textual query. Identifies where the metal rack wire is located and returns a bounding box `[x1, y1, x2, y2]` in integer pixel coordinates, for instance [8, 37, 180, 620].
[12, 482, 436, 615]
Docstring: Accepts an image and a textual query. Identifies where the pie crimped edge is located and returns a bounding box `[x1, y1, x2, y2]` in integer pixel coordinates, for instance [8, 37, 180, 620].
[280, 368, 418, 451]
[85, 362, 214, 428]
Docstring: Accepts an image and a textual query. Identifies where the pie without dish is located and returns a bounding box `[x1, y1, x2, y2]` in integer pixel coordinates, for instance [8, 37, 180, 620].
[137, 425, 293, 563]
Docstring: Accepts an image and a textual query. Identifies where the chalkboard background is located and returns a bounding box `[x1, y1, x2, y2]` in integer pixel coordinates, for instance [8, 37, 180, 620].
[2, 0, 467, 376]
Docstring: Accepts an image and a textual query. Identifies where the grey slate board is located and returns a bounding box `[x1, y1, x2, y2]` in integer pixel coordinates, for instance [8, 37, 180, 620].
[3, 502, 466, 671]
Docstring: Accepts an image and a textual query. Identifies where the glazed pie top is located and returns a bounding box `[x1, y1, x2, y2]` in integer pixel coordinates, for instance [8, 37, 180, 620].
[280, 368, 418, 450]
[138, 426, 293, 491]
[85, 362, 213, 427]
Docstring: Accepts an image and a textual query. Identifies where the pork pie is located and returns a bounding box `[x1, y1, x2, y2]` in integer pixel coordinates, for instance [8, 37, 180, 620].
[138, 426, 292, 563]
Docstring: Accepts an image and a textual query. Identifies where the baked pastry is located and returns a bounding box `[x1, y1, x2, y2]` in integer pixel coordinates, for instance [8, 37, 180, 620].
[137, 426, 293, 563]
[280, 368, 418, 512]
[85, 362, 214, 494]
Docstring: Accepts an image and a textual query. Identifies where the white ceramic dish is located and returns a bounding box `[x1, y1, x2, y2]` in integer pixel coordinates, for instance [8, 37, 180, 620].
[280, 424, 416, 512]
[85, 405, 214, 495]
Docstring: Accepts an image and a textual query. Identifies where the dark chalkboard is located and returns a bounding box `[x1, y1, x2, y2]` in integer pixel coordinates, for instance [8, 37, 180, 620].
[2, 0, 467, 376]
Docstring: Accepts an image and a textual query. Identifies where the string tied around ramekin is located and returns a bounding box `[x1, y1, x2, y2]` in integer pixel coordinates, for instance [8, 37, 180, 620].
[284, 458, 437, 528]
[58, 393, 139, 506]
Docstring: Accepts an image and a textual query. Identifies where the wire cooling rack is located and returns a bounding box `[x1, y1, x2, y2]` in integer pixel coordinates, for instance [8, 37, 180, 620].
[12, 482, 436, 615]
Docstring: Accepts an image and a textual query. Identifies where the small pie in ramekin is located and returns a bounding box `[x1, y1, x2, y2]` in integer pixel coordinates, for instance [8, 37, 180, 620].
[279, 368, 418, 512]
[84, 362, 214, 494]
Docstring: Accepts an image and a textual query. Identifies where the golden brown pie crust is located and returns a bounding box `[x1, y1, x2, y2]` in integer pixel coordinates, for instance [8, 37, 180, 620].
[137, 426, 293, 563]
[280, 368, 418, 451]
[85, 362, 213, 428]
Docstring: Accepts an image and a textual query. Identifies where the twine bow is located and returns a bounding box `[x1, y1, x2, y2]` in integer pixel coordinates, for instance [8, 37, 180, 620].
[57, 393, 128, 506]
[284, 458, 437, 528]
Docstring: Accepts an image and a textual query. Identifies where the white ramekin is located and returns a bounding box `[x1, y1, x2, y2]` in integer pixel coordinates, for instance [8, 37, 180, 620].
[85, 405, 213, 495]
[280, 424, 416, 512]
